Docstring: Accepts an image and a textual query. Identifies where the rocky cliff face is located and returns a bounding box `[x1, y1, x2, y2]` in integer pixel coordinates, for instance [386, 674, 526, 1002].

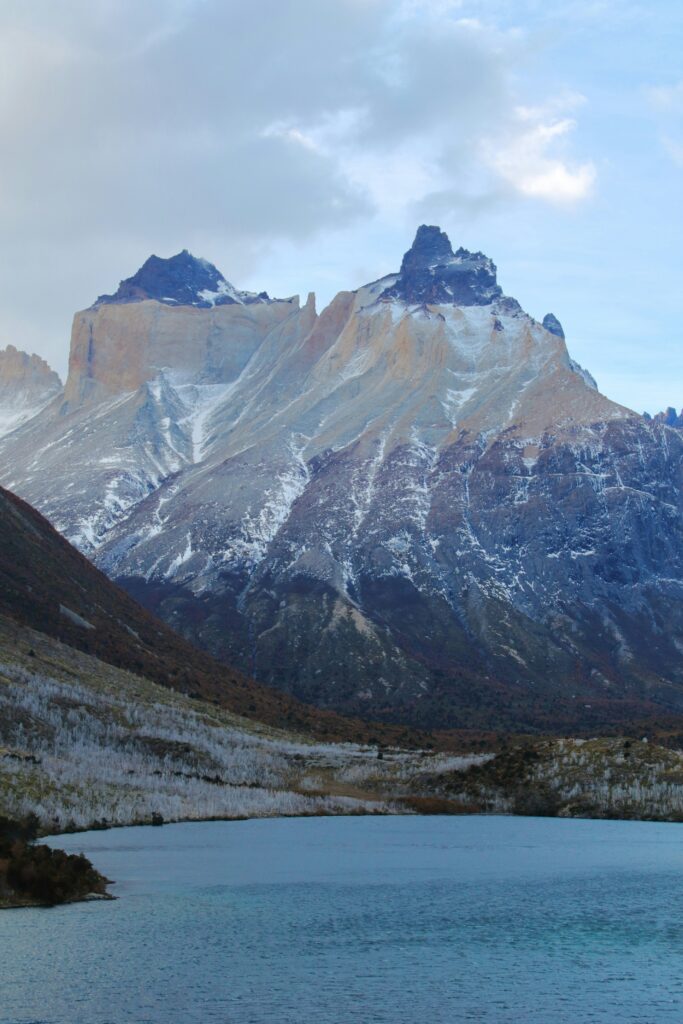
[0, 231, 681, 732]
[0, 253, 314, 548]
[65, 287, 303, 405]
[0, 345, 62, 438]
[645, 407, 683, 429]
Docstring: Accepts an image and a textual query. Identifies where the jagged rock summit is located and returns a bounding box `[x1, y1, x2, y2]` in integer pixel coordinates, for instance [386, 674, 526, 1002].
[96, 249, 271, 308]
[381, 225, 503, 306]
[0, 226, 681, 732]
[645, 406, 683, 429]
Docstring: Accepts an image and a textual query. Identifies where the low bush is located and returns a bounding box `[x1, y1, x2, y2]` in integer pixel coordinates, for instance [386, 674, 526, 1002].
[0, 814, 108, 907]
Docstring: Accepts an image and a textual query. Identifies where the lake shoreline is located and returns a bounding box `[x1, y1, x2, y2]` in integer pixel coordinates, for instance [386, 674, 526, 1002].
[0, 814, 114, 910]
[6, 755, 683, 915]
[0, 890, 116, 911]
[43, 796, 683, 845]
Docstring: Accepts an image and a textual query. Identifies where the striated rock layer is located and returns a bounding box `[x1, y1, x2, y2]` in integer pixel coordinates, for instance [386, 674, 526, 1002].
[0, 232, 681, 732]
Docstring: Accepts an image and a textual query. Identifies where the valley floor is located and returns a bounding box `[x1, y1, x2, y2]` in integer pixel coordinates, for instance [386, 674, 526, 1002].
[2, 616, 683, 843]
[0, 616, 481, 833]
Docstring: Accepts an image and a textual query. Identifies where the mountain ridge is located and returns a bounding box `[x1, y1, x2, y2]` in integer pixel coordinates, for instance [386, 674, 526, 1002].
[95, 248, 273, 308]
[0, 482, 439, 747]
[0, 226, 681, 731]
[645, 406, 683, 429]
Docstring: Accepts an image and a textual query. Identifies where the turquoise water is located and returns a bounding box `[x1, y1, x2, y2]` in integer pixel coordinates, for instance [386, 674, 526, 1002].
[2, 815, 683, 1023]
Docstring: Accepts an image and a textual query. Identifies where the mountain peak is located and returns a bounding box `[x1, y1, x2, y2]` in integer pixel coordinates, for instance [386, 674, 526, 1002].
[400, 224, 455, 272]
[381, 224, 503, 306]
[95, 250, 271, 309]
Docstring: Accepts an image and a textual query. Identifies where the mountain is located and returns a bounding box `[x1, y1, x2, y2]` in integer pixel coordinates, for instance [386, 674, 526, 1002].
[0, 479, 505, 839]
[0, 229, 681, 731]
[96, 248, 272, 308]
[0, 345, 62, 438]
[0, 482, 434, 747]
[0, 486, 417, 839]
[4, 487, 683, 841]
[644, 407, 683, 430]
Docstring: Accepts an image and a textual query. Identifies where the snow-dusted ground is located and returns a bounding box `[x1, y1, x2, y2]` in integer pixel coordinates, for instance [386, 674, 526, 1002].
[0, 630, 486, 831]
[0, 395, 57, 440]
[0, 657, 393, 830]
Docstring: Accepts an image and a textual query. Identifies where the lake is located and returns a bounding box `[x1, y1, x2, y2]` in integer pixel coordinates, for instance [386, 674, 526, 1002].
[2, 815, 683, 1023]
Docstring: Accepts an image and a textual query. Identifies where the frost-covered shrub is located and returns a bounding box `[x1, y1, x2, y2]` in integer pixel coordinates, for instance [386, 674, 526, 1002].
[0, 662, 390, 831]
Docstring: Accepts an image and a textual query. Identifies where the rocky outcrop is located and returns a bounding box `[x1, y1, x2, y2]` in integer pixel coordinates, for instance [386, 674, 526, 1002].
[97, 249, 270, 308]
[645, 407, 683, 429]
[380, 225, 503, 306]
[0, 345, 62, 439]
[542, 313, 564, 338]
[0, 229, 681, 732]
[0, 815, 111, 908]
[541, 317, 598, 389]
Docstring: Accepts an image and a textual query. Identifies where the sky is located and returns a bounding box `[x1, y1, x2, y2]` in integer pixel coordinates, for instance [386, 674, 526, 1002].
[0, 0, 680, 413]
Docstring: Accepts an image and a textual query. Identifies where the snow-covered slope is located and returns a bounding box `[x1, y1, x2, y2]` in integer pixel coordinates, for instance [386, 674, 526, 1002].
[0, 345, 62, 439]
[1, 231, 681, 731]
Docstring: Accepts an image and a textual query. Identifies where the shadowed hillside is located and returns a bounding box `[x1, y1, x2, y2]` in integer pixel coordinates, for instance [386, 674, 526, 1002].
[0, 484, 438, 748]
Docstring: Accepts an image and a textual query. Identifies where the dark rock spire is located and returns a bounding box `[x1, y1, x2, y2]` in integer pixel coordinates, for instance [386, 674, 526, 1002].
[381, 225, 503, 306]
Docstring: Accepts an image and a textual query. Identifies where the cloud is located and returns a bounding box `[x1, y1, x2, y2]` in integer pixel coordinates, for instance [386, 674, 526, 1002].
[486, 111, 597, 203]
[0, 1, 595, 237]
[259, 15, 596, 215]
[0, 0, 596, 373]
